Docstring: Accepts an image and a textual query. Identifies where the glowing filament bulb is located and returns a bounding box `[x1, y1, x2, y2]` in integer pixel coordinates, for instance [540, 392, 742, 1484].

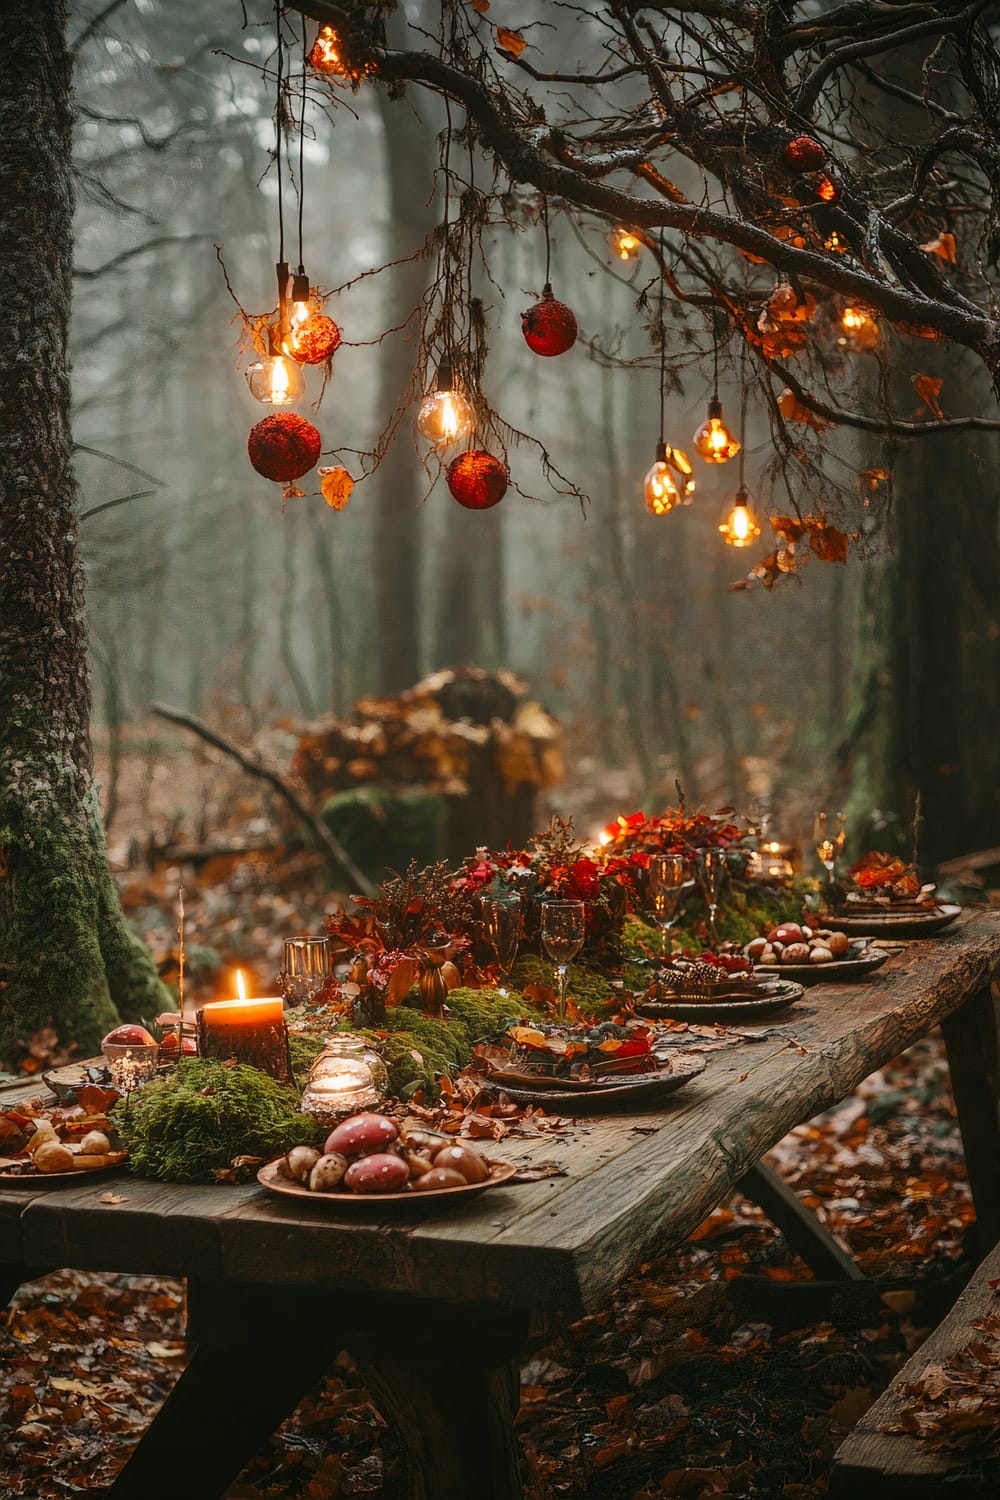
[693, 399, 741, 463]
[309, 24, 348, 74]
[644, 441, 695, 515]
[611, 227, 642, 262]
[246, 353, 305, 406]
[839, 304, 880, 351]
[718, 487, 761, 548]
[417, 359, 474, 446]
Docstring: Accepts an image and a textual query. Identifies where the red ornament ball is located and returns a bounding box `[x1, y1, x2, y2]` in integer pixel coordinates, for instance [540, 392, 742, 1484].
[292, 314, 342, 365]
[521, 285, 578, 357]
[783, 135, 826, 171]
[446, 450, 509, 510]
[248, 412, 322, 483]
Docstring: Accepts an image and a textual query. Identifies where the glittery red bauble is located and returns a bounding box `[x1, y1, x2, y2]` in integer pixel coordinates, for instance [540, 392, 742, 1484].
[782, 135, 826, 171]
[446, 450, 509, 510]
[292, 314, 342, 365]
[248, 412, 322, 482]
[521, 286, 578, 357]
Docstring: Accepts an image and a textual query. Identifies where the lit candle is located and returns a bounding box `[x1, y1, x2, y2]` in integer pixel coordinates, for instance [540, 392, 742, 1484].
[198, 971, 291, 1080]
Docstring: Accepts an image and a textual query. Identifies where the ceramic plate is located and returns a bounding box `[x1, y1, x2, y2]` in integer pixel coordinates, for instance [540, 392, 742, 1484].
[745, 944, 890, 986]
[0, 1153, 128, 1187]
[635, 981, 805, 1023]
[819, 904, 961, 938]
[257, 1157, 517, 1211]
[477, 1054, 706, 1113]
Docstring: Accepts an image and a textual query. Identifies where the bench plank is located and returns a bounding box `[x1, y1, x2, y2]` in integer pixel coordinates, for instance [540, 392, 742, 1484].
[830, 1241, 1000, 1498]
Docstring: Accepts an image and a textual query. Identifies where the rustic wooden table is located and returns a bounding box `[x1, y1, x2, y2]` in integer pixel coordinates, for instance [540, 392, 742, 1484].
[3, 911, 999, 1500]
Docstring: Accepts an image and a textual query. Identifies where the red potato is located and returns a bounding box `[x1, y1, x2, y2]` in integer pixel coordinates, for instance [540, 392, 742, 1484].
[344, 1152, 410, 1194]
[747, 938, 768, 960]
[433, 1144, 489, 1184]
[782, 943, 811, 962]
[325, 1113, 398, 1160]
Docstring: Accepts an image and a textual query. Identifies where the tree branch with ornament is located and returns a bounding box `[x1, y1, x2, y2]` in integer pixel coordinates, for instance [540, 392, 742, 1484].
[259, 0, 1000, 580]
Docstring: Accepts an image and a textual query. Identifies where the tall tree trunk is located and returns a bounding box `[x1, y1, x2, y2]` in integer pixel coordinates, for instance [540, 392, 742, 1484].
[844, 421, 1000, 868]
[0, 0, 168, 1058]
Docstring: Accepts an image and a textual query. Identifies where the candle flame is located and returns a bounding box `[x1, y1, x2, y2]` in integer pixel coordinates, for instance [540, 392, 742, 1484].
[236, 970, 247, 1002]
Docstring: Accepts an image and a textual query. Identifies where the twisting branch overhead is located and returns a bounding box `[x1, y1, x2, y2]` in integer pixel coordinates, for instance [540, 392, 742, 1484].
[264, 0, 1000, 583]
[284, 0, 1000, 404]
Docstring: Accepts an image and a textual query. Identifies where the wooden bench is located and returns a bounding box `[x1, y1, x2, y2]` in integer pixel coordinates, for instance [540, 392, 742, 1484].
[830, 1239, 1000, 1498]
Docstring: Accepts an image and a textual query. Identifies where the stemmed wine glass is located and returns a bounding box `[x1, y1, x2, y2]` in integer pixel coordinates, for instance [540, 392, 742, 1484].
[646, 853, 695, 960]
[814, 811, 846, 890]
[481, 894, 522, 994]
[278, 936, 331, 1006]
[695, 847, 727, 951]
[540, 899, 586, 1021]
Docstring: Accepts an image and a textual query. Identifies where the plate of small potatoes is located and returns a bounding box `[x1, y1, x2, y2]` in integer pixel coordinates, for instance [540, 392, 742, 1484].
[744, 923, 890, 986]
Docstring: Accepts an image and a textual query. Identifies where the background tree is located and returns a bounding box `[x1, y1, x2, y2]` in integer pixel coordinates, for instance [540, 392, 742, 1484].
[0, 0, 168, 1059]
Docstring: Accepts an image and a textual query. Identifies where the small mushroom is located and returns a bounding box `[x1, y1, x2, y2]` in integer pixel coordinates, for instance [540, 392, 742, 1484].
[308, 1152, 349, 1192]
[79, 1130, 111, 1155]
[810, 946, 834, 963]
[284, 1145, 321, 1183]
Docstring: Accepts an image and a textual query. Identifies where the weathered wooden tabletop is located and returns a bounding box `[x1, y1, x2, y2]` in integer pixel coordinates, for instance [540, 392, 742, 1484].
[3, 911, 999, 1318]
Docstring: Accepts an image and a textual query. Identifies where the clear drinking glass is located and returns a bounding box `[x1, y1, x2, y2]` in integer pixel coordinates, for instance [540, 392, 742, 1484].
[278, 935, 330, 1005]
[540, 899, 586, 1021]
[695, 847, 727, 951]
[814, 811, 846, 887]
[481, 894, 522, 990]
[647, 853, 695, 958]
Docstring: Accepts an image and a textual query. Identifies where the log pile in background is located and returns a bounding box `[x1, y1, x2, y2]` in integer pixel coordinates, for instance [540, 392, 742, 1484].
[291, 667, 563, 874]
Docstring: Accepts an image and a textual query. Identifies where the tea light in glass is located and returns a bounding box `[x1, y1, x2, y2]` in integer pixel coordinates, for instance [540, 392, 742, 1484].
[300, 1034, 389, 1126]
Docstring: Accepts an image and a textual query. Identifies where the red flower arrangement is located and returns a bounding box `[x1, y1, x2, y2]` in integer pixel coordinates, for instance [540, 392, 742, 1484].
[601, 804, 752, 871]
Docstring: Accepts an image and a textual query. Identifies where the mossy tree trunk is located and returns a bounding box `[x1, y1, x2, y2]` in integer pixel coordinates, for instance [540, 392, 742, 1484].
[0, 0, 169, 1060]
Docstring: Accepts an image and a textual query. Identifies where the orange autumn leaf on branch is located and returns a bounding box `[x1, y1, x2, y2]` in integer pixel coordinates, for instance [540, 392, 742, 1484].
[920, 232, 957, 263]
[777, 387, 834, 433]
[496, 26, 526, 57]
[320, 466, 354, 511]
[913, 373, 945, 419]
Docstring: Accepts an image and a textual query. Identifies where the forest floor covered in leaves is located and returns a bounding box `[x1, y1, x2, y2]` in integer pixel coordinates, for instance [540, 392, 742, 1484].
[0, 1034, 977, 1500]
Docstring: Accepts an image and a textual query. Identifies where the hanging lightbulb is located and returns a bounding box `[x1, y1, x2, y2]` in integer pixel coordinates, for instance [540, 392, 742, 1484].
[838, 303, 880, 351]
[824, 230, 848, 253]
[693, 399, 741, 462]
[610, 227, 643, 262]
[718, 487, 761, 547]
[246, 351, 305, 406]
[308, 23, 372, 80]
[417, 359, 474, 446]
[644, 442, 695, 515]
[816, 175, 838, 202]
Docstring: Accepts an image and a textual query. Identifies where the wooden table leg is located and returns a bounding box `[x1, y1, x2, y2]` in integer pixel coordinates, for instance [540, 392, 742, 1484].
[942, 983, 1000, 1257]
[740, 1163, 865, 1281]
[106, 1280, 337, 1500]
[344, 1299, 531, 1500]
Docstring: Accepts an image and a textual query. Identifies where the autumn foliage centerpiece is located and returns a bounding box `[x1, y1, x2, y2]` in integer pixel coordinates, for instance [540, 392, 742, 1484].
[456, 818, 645, 970]
[326, 862, 477, 1023]
[601, 805, 754, 880]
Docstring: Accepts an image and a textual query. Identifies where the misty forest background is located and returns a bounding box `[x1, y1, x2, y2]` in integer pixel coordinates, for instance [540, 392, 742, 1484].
[72, 0, 995, 915]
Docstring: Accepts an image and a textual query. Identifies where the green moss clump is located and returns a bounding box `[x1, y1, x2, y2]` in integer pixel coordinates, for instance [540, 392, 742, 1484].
[114, 1058, 324, 1183]
[509, 953, 620, 1019]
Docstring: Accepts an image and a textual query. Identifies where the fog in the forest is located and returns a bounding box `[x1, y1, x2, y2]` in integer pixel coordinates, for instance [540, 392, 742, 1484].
[74, 0, 878, 862]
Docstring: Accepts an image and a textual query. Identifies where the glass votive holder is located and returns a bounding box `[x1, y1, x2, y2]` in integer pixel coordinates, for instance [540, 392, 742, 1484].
[103, 1042, 159, 1094]
[300, 1034, 389, 1126]
[278, 935, 330, 1005]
